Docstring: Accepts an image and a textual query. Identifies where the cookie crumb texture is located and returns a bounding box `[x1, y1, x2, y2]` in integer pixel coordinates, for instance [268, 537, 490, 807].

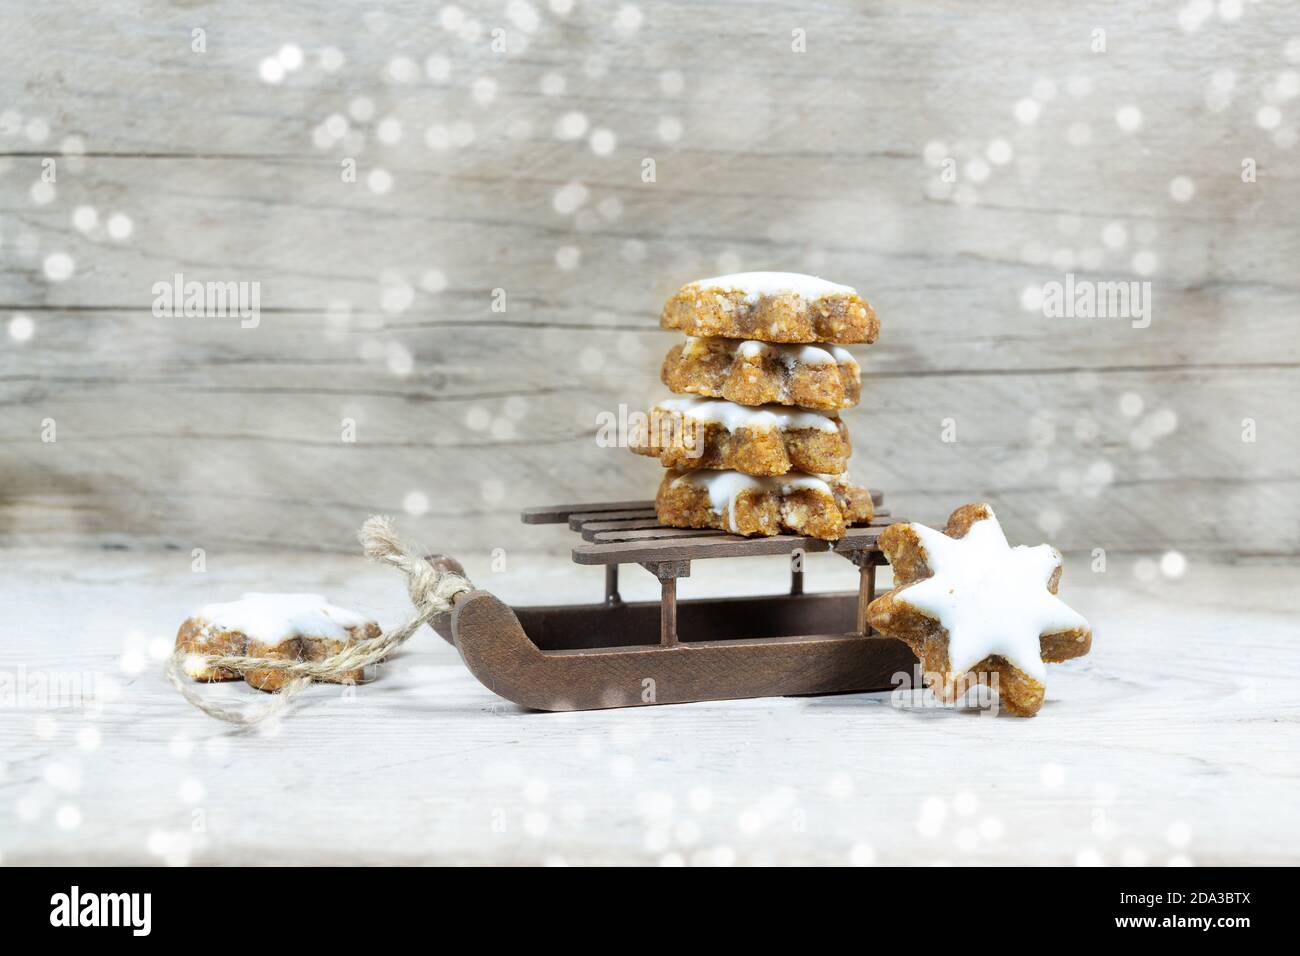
[662, 336, 861, 410]
[174, 592, 381, 692]
[630, 398, 852, 475]
[660, 272, 878, 345]
[655, 468, 873, 540]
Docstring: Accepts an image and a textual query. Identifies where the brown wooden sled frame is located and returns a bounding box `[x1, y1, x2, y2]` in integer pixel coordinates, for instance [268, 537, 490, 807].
[429, 496, 917, 711]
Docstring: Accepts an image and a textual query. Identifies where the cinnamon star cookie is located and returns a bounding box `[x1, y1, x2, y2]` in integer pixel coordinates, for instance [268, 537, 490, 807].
[659, 271, 878, 344]
[867, 504, 1092, 716]
[661, 336, 861, 410]
[630, 397, 851, 476]
[175, 593, 381, 692]
[655, 468, 874, 540]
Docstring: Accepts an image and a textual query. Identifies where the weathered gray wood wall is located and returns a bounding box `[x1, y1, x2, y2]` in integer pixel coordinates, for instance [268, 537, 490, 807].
[2, 1, 1297, 559]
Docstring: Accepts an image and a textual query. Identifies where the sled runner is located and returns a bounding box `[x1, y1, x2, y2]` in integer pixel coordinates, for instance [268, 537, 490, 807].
[428, 495, 917, 711]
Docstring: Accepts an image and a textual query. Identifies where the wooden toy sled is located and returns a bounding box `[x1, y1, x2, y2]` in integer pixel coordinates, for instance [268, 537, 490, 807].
[428, 495, 917, 711]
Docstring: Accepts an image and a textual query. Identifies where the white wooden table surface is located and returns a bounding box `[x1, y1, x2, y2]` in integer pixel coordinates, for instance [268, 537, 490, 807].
[2, 545, 1297, 866]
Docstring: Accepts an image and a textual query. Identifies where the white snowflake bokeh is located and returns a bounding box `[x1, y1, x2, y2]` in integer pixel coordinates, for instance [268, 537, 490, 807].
[1, 1, 1295, 867]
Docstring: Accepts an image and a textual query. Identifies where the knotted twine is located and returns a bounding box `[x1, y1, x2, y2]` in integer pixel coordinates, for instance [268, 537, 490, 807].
[165, 515, 473, 726]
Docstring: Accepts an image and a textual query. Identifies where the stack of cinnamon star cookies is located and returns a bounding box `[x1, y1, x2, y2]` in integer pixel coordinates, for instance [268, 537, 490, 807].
[630, 272, 879, 541]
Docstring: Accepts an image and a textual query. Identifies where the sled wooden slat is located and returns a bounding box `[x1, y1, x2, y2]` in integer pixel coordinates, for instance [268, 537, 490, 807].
[572, 526, 886, 566]
[585, 514, 888, 541]
[579, 518, 669, 540]
[568, 509, 658, 530]
[521, 500, 656, 524]
[590, 527, 729, 543]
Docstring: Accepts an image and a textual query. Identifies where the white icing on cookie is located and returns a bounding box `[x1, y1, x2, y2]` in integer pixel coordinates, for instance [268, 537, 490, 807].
[896, 509, 1089, 683]
[790, 345, 837, 367]
[828, 346, 857, 367]
[654, 396, 839, 432]
[687, 271, 857, 304]
[195, 593, 374, 646]
[671, 469, 845, 532]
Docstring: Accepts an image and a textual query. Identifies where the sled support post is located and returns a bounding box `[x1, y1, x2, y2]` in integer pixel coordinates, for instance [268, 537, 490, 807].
[836, 549, 877, 636]
[661, 578, 677, 646]
[858, 562, 876, 636]
[604, 565, 622, 605]
[640, 560, 691, 647]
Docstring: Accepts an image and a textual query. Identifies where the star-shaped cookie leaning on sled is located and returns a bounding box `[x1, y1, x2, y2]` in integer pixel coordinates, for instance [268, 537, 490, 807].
[867, 503, 1092, 716]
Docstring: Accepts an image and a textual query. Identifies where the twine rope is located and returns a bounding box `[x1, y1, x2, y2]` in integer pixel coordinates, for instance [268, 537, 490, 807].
[165, 515, 472, 726]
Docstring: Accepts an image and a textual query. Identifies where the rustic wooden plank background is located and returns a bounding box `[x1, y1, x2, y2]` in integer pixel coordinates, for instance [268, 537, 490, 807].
[2, 0, 1298, 559]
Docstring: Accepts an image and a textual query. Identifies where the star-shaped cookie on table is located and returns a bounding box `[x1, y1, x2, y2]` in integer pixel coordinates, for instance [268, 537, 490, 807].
[867, 503, 1092, 716]
[175, 593, 381, 692]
